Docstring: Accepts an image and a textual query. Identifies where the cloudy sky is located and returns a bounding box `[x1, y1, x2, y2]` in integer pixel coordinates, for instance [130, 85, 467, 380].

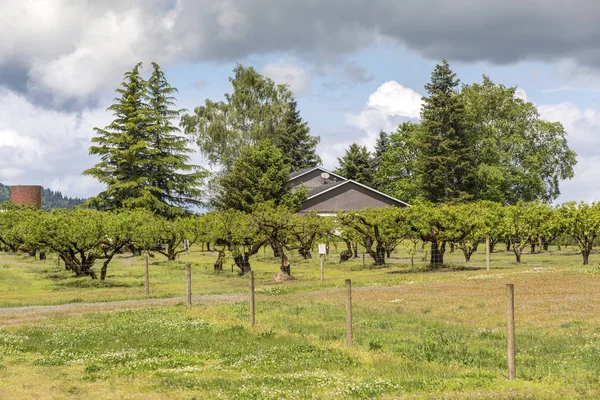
[2, 0, 600, 202]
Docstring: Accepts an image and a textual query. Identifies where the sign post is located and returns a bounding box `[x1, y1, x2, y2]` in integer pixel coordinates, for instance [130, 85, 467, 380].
[318, 244, 327, 282]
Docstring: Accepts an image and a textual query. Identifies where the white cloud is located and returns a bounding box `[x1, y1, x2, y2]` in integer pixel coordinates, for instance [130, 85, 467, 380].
[514, 87, 528, 101]
[346, 81, 423, 149]
[0, 88, 107, 197]
[262, 61, 311, 95]
[538, 101, 600, 203]
[27, 8, 145, 105]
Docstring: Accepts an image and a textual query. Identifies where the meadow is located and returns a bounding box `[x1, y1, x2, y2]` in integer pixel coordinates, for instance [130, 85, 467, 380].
[1, 245, 599, 399]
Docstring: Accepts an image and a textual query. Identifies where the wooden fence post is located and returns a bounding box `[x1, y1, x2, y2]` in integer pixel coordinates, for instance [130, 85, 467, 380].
[144, 255, 149, 295]
[345, 279, 353, 346]
[506, 283, 516, 380]
[186, 263, 192, 308]
[249, 271, 255, 326]
[486, 234, 491, 272]
[320, 254, 324, 282]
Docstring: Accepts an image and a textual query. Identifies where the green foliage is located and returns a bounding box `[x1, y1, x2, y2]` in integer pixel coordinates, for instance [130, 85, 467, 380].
[0, 202, 38, 252]
[181, 64, 292, 170]
[416, 60, 474, 204]
[334, 143, 374, 186]
[497, 201, 551, 263]
[272, 100, 321, 172]
[207, 209, 266, 273]
[377, 64, 576, 205]
[462, 76, 577, 204]
[338, 207, 407, 265]
[84, 62, 205, 217]
[557, 202, 600, 265]
[373, 122, 421, 201]
[214, 140, 306, 213]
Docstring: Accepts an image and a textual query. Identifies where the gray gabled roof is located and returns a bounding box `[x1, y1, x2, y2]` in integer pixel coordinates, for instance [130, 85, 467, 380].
[306, 179, 411, 207]
[307, 180, 347, 197]
[289, 167, 347, 182]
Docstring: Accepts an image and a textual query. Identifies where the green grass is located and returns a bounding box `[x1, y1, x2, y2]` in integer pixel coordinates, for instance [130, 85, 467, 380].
[1, 245, 600, 398]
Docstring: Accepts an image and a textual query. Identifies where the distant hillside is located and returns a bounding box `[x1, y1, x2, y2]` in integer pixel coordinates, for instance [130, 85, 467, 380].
[0, 183, 86, 210]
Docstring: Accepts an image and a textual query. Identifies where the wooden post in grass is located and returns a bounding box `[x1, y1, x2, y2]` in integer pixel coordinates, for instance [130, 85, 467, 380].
[486, 234, 491, 272]
[249, 271, 255, 327]
[144, 255, 150, 295]
[186, 262, 192, 308]
[506, 283, 516, 380]
[345, 279, 353, 346]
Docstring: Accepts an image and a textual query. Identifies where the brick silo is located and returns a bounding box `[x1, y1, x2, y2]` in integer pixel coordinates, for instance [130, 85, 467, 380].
[10, 185, 43, 209]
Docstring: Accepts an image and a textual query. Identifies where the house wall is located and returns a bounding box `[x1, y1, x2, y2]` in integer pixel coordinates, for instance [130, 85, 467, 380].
[290, 169, 345, 190]
[299, 182, 405, 213]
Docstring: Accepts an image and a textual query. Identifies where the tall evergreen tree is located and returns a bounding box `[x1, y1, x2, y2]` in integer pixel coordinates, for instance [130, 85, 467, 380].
[416, 60, 474, 204]
[335, 143, 374, 186]
[273, 100, 321, 172]
[84, 63, 205, 217]
[372, 130, 389, 189]
[144, 63, 205, 216]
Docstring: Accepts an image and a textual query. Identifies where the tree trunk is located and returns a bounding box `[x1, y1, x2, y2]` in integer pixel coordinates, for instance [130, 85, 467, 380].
[353, 242, 359, 258]
[506, 240, 511, 252]
[514, 248, 521, 263]
[39, 251, 46, 261]
[489, 236, 497, 253]
[272, 243, 282, 259]
[430, 241, 444, 266]
[462, 247, 472, 262]
[298, 247, 312, 259]
[100, 260, 109, 280]
[233, 254, 251, 274]
[530, 242, 536, 254]
[206, 242, 211, 252]
[583, 250, 590, 265]
[280, 260, 291, 275]
[450, 242, 455, 253]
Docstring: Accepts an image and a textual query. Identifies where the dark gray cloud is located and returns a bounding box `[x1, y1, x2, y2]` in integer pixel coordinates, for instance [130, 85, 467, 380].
[2, 0, 600, 108]
[343, 62, 374, 85]
[162, 0, 600, 67]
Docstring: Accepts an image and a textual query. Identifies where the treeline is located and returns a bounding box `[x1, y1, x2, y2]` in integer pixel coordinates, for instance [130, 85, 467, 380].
[0, 183, 85, 210]
[2, 200, 598, 281]
[336, 63, 576, 206]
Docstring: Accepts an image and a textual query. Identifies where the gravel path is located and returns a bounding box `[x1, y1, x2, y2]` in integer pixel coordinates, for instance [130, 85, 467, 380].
[0, 293, 245, 326]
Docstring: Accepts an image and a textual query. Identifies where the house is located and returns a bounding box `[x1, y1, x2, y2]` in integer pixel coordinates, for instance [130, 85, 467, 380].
[289, 167, 409, 215]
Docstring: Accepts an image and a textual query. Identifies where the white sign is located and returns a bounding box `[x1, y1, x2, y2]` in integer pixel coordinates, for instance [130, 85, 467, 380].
[318, 244, 327, 255]
[183, 239, 189, 250]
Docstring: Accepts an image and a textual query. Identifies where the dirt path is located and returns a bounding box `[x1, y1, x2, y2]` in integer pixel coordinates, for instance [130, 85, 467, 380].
[0, 293, 245, 326]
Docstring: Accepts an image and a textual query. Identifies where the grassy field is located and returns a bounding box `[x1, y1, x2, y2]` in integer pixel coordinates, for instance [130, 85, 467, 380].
[1, 245, 600, 399]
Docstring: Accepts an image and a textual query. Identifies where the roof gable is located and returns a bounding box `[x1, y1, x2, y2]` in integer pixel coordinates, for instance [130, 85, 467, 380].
[288, 167, 346, 183]
[306, 179, 410, 207]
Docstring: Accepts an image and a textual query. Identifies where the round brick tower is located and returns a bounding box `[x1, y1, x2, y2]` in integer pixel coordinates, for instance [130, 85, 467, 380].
[10, 185, 43, 209]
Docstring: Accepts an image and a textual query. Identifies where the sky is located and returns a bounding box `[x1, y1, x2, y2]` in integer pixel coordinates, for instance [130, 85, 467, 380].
[1, 0, 600, 203]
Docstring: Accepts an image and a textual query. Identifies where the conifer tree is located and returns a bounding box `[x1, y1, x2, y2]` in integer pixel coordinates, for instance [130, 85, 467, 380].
[145, 63, 205, 217]
[273, 100, 321, 172]
[335, 143, 374, 186]
[372, 130, 389, 189]
[84, 63, 205, 217]
[416, 60, 474, 204]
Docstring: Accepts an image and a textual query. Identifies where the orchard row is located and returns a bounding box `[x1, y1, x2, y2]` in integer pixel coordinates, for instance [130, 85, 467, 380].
[0, 200, 598, 280]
